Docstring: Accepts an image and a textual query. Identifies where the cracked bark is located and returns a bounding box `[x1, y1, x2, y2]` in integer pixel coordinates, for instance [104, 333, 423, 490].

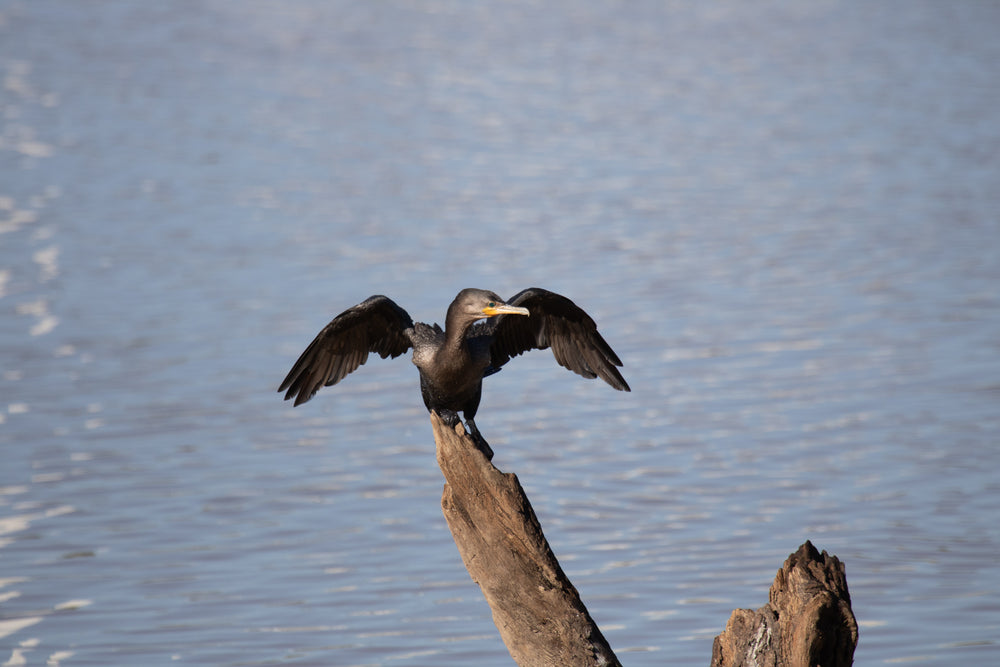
[431, 412, 621, 667]
[431, 413, 857, 667]
[711, 540, 858, 667]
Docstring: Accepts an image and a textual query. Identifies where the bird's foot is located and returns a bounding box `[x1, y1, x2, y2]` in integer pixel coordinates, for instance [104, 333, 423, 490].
[464, 418, 494, 461]
[437, 409, 461, 428]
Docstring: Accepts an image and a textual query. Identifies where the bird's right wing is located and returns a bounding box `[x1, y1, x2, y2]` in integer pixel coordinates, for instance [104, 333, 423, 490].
[278, 295, 414, 406]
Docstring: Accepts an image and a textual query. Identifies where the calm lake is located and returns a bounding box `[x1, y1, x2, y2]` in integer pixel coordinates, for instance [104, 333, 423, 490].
[2, 1, 998, 665]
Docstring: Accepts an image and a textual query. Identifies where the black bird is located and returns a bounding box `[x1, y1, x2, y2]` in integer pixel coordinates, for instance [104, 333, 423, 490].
[278, 288, 629, 451]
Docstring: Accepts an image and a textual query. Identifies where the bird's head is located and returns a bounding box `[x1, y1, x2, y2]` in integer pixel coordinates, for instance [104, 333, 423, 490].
[453, 288, 530, 322]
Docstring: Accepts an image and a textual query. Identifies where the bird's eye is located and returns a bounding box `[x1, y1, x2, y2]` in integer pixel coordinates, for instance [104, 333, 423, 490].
[488, 301, 496, 308]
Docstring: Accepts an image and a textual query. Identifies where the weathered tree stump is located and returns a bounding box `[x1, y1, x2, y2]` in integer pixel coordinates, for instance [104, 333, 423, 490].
[431, 413, 857, 666]
[431, 412, 621, 667]
[711, 540, 858, 667]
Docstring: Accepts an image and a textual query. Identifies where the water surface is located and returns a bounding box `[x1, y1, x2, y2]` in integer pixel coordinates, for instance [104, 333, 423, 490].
[2, 2, 998, 665]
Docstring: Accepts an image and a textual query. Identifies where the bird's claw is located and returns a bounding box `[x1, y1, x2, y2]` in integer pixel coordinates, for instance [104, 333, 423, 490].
[433, 411, 494, 460]
[465, 418, 494, 461]
[437, 409, 461, 428]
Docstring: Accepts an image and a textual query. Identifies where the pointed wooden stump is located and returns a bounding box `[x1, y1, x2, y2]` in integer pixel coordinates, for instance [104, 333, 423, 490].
[711, 540, 858, 667]
[431, 412, 621, 667]
[430, 413, 857, 666]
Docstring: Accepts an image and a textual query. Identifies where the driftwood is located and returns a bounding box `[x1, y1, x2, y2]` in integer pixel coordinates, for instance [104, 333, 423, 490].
[431, 412, 621, 667]
[711, 540, 858, 667]
[430, 413, 857, 667]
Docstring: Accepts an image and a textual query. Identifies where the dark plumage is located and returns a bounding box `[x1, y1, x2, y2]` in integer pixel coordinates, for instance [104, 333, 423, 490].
[278, 288, 629, 449]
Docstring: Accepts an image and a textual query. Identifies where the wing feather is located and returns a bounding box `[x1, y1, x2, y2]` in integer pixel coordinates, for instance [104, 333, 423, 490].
[484, 288, 629, 391]
[278, 295, 414, 406]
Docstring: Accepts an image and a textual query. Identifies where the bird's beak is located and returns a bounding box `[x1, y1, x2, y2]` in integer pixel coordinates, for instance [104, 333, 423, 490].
[482, 303, 530, 317]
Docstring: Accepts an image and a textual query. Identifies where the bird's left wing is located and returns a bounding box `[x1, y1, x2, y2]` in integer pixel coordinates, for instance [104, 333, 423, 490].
[481, 288, 630, 391]
[278, 295, 414, 406]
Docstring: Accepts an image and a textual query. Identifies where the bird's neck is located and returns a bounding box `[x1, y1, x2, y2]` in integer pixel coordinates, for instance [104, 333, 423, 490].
[440, 310, 475, 365]
[442, 321, 471, 355]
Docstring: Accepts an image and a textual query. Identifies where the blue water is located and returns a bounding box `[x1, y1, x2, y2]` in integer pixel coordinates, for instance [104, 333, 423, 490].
[2, 1, 999, 665]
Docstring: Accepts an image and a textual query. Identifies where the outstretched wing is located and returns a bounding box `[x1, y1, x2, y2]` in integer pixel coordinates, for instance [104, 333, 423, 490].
[278, 295, 414, 406]
[479, 288, 630, 391]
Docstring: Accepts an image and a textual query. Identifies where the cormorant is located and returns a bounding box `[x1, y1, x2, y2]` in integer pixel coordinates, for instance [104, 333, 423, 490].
[278, 288, 629, 451]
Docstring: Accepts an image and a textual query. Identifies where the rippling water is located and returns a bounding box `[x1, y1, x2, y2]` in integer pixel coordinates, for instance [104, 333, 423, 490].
[2, 2, 999, 665]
